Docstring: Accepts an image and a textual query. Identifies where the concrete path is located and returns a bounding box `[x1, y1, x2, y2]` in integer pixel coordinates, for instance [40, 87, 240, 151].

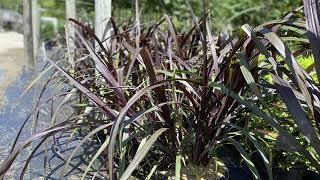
[0, 31, 36, 179]
[0, 31, 95, 179]
[0, 32, 27, 107]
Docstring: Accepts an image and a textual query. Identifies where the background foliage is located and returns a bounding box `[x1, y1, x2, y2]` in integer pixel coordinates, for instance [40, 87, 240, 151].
[1, 0, 303, 35]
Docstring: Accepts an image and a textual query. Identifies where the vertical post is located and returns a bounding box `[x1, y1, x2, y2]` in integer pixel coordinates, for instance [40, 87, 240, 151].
[94, 2, 112, 176]
[23, 0, 34, 66]
[0, 10, 3, 31]
[65, 0, 76, 67]
[95, 0, 112, 47]
[65, 0, 76, 44]
[32, 0, 40, 59]
[134, 0, 140, 48]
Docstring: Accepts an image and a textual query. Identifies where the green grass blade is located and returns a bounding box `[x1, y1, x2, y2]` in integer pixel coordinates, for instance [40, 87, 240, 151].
[237, 52, 267, 107]
[145, 165, 158, 180]
[175, 153, 182, 180]
[120, 128, 168, 180]
[211, 82, 320, 171]
[228, 124, 273, 180]
[272, 73, 320, 154]
[225, 138, 261, 180]
[81, 137, 110, 180]
[108, 83, 164, 179]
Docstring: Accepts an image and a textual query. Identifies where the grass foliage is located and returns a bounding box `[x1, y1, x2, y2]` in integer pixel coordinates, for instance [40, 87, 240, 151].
[1, 2, 320, 179]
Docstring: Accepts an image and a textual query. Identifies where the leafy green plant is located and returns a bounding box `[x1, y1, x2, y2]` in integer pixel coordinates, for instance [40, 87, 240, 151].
[215, 3, 320, 174]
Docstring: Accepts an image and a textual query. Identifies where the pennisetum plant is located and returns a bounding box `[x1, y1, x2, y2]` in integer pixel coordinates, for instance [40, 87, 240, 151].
[1, 3, 320, 179]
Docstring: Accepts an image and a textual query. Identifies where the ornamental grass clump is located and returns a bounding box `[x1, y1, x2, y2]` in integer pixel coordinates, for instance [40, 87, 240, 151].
[1, 3, 320, 179]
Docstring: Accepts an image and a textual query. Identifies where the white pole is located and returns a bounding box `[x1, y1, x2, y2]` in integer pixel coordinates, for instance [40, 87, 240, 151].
[65, 0, 76, 67]
[23, 0, 34, 66]
[65, 0, 76, 44]
[95, 0, 112, 48]
[94, 2, 112, 176]
[32, 0, 40, 59]
[135, 0, 140, 48]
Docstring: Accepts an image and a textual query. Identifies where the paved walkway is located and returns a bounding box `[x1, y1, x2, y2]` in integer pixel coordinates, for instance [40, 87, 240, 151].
[0, 32, 93, 179]
[0, 31, 36, 179]
[0, 32, 27, 107]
